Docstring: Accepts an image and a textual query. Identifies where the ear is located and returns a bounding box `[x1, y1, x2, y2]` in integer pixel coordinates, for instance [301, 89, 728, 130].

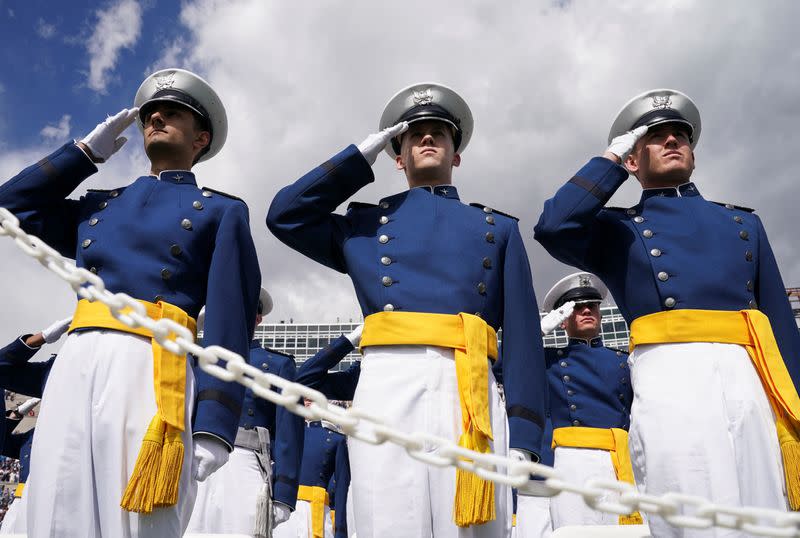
[624, 152, 639, 175]
[395, 154, 406, 171]
[452, 153, 461, 167]
[194, 131, 211, 153]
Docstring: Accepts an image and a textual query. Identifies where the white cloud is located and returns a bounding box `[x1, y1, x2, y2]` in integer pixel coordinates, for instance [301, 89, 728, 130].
[39, 115, 71, 141]
[86, 0, 142, 93]
[35, 17, 56, 39]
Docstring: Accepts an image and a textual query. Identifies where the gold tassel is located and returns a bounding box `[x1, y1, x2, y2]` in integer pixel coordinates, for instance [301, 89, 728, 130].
[777, 418, 800, 510]
[154, 425, 184, 507]
[453, 430, 496, 527]
[120, 417, 165, 513]
[619, 512, 644, 525]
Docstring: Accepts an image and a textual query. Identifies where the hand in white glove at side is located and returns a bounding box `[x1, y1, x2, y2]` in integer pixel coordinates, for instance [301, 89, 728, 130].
[192, 435, 230, 482]
[16, 398, 41, 416]
[80, 108, 139, 163]
[540, 301, 576, 336]
[41, 317, 73, 344]
[272, 501, 292, 528]
[345, 324, 363, 348]
[357, 122, 409, 166]
[605, 125, 648, 163]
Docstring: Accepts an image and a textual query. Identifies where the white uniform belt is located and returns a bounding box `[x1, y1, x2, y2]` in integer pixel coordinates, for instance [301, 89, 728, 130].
[234, 426, 270, 452]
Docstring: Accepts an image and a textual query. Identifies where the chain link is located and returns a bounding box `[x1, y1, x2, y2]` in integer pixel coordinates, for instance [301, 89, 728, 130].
[1, 206, 798, 536]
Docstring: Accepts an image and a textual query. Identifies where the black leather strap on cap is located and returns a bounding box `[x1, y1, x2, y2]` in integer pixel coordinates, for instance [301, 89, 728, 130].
[631, 109, 693, 142]
[554, 287, 602, 309]
[391, 104, 463, 154]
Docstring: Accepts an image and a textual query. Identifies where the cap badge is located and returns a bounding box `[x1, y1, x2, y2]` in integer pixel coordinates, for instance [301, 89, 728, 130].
[154, 73, 176, 92]
[412, 88, 434, 106]
[651, 95, 672, 110]
[579, 275, 592, 287]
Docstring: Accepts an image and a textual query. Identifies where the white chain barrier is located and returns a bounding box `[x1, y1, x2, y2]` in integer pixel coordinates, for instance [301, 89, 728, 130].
[2, 206, 799, 537]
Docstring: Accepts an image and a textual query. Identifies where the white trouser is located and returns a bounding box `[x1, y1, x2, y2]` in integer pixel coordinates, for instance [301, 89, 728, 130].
[516, 495, 552, 538]
[348, 345, 511, 538]
[273, 499, 333, 538]
[550, 447, 620, 528]
[628, 342, 786, 538]
[0, 495, 25, 534]
[186, 446, 264, 533]
[26, 330, 197, 538]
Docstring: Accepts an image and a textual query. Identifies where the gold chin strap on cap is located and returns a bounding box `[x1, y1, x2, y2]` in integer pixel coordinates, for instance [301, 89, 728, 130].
[630, 308, 800, 510]
[361, 311, 498, 527]
[552, 426, 643, 524]
[69, 298, 196, 513]
[297, 485, 329, 538]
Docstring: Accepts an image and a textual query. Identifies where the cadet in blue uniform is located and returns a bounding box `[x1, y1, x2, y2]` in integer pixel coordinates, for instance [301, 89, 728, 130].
[535, 89, 800, 537]
[0, 68, 260, 537]
[268, 83, 545, 538]
[0, 317, 69, 534]
[274, 411, 347, 538]
[188, 287, 304, 536]
[539, 273, 641, 529]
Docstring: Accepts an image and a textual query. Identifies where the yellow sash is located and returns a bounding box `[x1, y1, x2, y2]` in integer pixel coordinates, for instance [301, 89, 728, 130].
[552, 427, 643, 524]
[361, 311, 498, 527]
[297, 485, 329, 538]
[14, 482, 24, 498]
[69, 298, 196, 513]
[630, 308, 800, 509]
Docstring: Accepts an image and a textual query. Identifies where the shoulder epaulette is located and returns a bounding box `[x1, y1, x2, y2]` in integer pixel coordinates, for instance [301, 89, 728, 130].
[469, 203, 518, 221]
[712, 201, 755, 213]
[263, 347, 295, 360]
[200, 187, 247, 205]
[87, 188, 113, 193]
[347, 201, 377, 211]
[604, 206, 628, 212]
[607, 347, 629, 355]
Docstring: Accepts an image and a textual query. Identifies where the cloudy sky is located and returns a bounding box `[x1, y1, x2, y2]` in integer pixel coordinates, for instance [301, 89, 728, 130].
[0, 0, 798, 347]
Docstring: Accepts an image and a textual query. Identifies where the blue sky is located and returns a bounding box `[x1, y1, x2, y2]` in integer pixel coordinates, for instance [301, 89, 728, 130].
[0, 0, 799, 344]
[0, 0, 181, 149]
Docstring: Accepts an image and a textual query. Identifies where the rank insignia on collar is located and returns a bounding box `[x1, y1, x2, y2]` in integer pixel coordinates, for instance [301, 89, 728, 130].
[413, 88, 434, 106]
[154, 73, 176, 92]
[651, 95, 672, 109]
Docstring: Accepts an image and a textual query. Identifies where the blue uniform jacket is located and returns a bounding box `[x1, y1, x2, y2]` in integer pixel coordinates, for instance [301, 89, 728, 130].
[3, 427, 34, 484]
[299, 421, 345, 491]
[267, 145, 546, 454]
[0, 143, 261, 448]
[331, 440, 350, 538]
[545, 337, 631, 431]
[295, 335, 359, 400]
[534, 158, 800, 388]
[243, 341, 303, 508]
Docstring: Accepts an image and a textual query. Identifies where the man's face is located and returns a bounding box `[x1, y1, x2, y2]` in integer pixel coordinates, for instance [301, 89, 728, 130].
[142, 102, 209, 164]
[625, 123, 695, 188]
[561, 302, 601, 340]
[395, 120, 460, 185]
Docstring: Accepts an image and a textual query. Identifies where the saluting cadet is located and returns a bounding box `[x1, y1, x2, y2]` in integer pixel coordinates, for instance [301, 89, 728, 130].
[187, 287, 304, 536]
[268, 82, 545, 538]
[274, 406, 347, 538]
[540, 273, 641, 529]
[294, 325, 362, 401]
[0, 68, 260, 537]
[535, 89, 800, 537]
[0, 317, 70, 535]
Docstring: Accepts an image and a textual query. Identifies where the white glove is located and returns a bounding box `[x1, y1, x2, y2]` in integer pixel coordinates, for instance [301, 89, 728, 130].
[605, 125, 648, 162]
[192, 435, 230, 482]
[540, 301, 576, 336]
[345, 324, 363, 347]
[272, 502, 291, 527]
[357, 122, 408, 165]
[41, 317, 73, 344]
[80, 108, 139, 162]
[16, 398, 40, 416]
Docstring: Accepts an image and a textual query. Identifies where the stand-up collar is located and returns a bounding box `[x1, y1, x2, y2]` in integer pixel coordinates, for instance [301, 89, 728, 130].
[568, 336, 604, 347]
[640, 182, 700, 202]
